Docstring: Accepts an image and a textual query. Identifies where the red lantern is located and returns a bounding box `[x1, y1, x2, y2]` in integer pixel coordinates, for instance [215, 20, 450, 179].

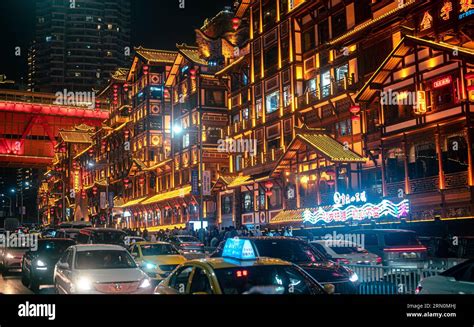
[264, 181, 273, 189]
[327, 180, 335, 186]
[232, 17, 240, 31]
[164, 205, 171, 210]
[467, 85, 474, 92]
[143, 65, 149, 75]
[92, 186, 98, 195]
[113, 84, 118, 90]
[351, 115, 360, 121]
[265, 190, 273, 197]
[189, 68, 196, 80]
[123, 83, 129, 92]
[139, 177, 145, 185]
[326, 169, 336, 177]
[349, 105, 360, 114]
[81, 190, 86, 199]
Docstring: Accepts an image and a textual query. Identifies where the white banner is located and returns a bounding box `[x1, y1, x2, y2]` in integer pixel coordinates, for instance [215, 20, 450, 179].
[203, 171, 211, 196]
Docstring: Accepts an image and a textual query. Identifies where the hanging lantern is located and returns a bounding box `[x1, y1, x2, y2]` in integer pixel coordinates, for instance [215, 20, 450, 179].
[189, 68, 197, 80]
[139, 176, 145, 186]
[326, 169, 336, 177]
[467, 85, 474, 92]
[92, 186, 98, 195]
[232, 17, 240, 31]
[95, 100, 100, 109]
[264, 181, 274, 189]
[143, 65, 149, 75]
[81, 190, 86, 199]
[113, 84, 118, 90]
[349, 105, 360, 114]
[327, 180, 335, 186]
[164, 205, 171, 210]
[351, 115, 360, 121]
[465, 73, 474, 80]
[123, 83, 129, 92]
[265, 190, 273, 197]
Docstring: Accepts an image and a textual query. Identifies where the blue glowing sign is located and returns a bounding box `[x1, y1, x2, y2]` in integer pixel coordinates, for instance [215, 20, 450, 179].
[222, 238, 256, 260]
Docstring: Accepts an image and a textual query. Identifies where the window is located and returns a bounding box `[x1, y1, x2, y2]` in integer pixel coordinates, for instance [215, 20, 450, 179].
[303, 27, 316, 52]
[430, 77, 457, 110]
[183, 133, 190, 148]
[221, 195, 233, 215]
[409, 142, 439, 179]
[318, 20, 329, 45]
[190, 268, 213, 294]
[386, 148, 405, 183]
[335, 64, 348, 82]
[253, 9, 260, 34]
[358, 38, 392, 76]
[335, 119, 352, 136]
[269, 186, 282, 209]
[321, 71, 331, 98]
[235, 155, 242, 171]
[242, 108, 250, 120]
[169, 266, 194, 293]
[283, 85, 292, 107]
[443, 135, 468, 174]
[355, 0, 372, 24]
[205, 90, 225, 106]
[331, 11, 347, 38]
[264, 44, 278, 73]
[265, 90, 279, 114]
[263, 0, 277, 28]
[242, 192, 253, 213]
[232, 114, 240, 123]
[256, 98, 263, 118]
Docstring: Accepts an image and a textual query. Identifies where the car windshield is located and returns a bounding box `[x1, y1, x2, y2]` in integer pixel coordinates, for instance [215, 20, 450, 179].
[214, 265, 323, 295]
[37, 240, 75, 254]
[177, 236, 199, 243]
[91, 231, 125, 244]
[253, 240, 327, 263]
[140, 244, 179, 256]
[384, 232, 421, 246]
[330, 246, 367, 255]
[75, 250, 136, 269]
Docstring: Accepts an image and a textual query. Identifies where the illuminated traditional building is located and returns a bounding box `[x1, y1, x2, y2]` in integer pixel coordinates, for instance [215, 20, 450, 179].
[214, 0, 474, 231]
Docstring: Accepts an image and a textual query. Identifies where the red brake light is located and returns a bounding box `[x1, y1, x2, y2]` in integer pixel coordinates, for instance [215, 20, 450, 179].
[376, 257, 382, 264]
[236, 270, 248, 278]
[383, 246, 427, 252]
[335, 258, 350, 264]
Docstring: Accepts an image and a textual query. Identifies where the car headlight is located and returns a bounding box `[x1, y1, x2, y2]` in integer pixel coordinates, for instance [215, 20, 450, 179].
[349, 273, 359, 283]
[139, 278, 151, 289]
[5, 253, 14, 259]
[76, 277, 93, 291]
[36, 259, 46, 267]
[143, 262, 157, 270]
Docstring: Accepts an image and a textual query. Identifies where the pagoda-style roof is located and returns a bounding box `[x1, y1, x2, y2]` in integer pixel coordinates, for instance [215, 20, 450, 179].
[176, 43, 208, 66]
[134, 47, 177, 64]
[111, 68, 130, 81]
[58, 130, 92, 144]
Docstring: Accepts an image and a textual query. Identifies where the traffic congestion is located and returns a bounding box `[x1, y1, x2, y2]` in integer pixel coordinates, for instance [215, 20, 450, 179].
[1, 220, 473, 295]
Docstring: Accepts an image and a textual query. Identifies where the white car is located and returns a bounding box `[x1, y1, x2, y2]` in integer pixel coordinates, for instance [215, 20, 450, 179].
[54, 244, 153, 294]
[417, 260, 474, 294]
[310, 240, 381, 265]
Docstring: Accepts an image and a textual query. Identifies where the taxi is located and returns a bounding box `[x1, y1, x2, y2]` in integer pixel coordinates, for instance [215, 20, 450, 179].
[154, 238, 331, 295]
[129, 241, 186, 280]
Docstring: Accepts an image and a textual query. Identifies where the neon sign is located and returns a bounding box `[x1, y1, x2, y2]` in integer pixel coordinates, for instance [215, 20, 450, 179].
[333, 191, 367, 208]
[459, 0, 474, 19]
[440, 1, 453, 20]
[420, 12, 433, 31]
[302, 192, 410, 225]
[433, 76, 452, 89]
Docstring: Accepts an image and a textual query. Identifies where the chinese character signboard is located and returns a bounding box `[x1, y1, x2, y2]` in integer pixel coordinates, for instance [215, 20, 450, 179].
[202, 171, 211, 196]
[191, 170, 199, 196]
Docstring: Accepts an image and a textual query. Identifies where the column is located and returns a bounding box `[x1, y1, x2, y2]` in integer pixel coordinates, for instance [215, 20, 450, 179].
[380, 141, 387, 197]
[402, 137, 411, 195]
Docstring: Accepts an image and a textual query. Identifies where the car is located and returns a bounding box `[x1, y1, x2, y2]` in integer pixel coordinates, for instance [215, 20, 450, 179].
[352, 229, 427, 268]
[54, 244, 153, 294]
[167, 235, 205, 254]
[211, 237, 359, 294]
[310, 240, 382, 265]
[58, 221, 92, 229]
[129, 242, 186, 280]
[124, 236, 145, 247]
[0, 241, 30, 275]
[155, 238, 330, 295]
[417, 259, 474, 294]
[76, 228, 127, 247]
[21, 238, 76, 291]
[55, 229, 81, 242]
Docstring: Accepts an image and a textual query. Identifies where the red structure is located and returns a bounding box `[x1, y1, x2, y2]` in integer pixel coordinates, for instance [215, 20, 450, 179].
[0, 90, 109, 167]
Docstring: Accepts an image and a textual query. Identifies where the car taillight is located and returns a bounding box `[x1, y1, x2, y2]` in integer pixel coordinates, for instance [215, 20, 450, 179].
[335, 258, 350, 265]
[415, 285, 422, 294]
[236, 270, 248, 278]
[181, 243, 191, 247]
[383, 246, 427, 252]
[376, 257, 382, 264]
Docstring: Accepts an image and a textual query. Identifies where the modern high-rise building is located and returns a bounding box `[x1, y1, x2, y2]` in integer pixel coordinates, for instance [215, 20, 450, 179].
[28, 0, 131, 93]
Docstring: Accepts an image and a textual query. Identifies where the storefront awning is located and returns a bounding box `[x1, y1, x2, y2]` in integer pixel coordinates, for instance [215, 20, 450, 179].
[272, 126, 366, 176]
[141, 185, 192, 206]
[356, 35, 474, 103]
[115, 196, 148, 209]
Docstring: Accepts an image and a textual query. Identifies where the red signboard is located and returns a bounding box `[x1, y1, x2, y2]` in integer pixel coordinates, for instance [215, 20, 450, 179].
[433, 75, 452, 89]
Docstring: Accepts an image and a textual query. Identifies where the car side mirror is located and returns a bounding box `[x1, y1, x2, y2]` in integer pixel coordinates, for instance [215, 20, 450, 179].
[323, 283, 335, 295]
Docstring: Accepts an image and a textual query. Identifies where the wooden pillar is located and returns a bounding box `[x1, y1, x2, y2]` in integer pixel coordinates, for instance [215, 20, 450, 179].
[316, 158, 321, 205]
[464, 127, 474, 187]
[435, 130, 445, 190]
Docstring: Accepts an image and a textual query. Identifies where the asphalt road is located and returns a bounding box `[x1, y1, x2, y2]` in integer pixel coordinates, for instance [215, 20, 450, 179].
[0, 272, 55, 294]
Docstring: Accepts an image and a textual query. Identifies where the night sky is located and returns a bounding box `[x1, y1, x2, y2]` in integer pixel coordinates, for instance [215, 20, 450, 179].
[0, 0, 233, 84]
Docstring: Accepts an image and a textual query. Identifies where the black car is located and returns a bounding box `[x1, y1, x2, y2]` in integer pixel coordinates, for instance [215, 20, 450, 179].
[21, 238, 76, 292]
[211, 237, 359, 294]
[167, 235, 205, 254]
[76, 228, 127, 247]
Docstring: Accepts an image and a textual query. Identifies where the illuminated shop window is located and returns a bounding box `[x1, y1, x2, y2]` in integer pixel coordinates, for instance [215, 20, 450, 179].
[265, 90, 280, 114]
